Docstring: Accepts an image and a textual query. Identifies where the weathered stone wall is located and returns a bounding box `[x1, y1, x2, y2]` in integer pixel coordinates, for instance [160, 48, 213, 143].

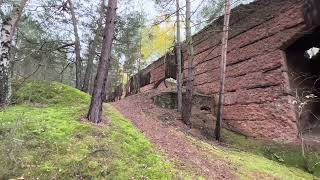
[150, 59, 165, 85]
[182, 0, 306, 142]
[129, 0, 312, 142]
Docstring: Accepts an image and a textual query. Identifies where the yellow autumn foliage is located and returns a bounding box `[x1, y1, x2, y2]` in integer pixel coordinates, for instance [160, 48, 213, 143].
[141, 22, 175, 62]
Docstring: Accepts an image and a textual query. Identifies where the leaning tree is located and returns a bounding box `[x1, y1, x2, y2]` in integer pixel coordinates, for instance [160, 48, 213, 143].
[87, 0, 117, 123]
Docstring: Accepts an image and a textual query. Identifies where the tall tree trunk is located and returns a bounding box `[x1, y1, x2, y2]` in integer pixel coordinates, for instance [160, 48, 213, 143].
[0, 0, 4, 10]
[182, 0, 193, 127]
[0, 0, 28, 107]
[87, 0, 117, 123]
[82, 0, 105, 93]
[176, 0, 182, 112]
[68, 0, 82, 90]
[82, 40, 95, 92]
[137, 30, 142, 93]
[215, 0, 231, 141]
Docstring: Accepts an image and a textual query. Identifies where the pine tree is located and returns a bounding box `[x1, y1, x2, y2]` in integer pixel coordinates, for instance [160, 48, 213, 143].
[215, 0, 232, 141]
[87, 0, 117, 123]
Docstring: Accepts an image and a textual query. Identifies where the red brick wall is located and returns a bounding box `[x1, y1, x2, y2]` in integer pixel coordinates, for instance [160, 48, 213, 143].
[137, 0, 307, 142]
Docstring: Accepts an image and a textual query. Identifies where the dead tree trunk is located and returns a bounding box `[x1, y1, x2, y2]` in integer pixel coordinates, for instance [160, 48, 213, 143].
[82, 0, 105, 93]
[87, 0, 117, 123]
[182, 0, 193, 127]
[176, 0, 182, 112]
[0, 0, 28, 107]
[215, 0, 231, 141]
[68, 0, 82, 90]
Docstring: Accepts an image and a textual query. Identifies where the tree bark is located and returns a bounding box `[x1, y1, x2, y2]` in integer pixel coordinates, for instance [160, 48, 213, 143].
[87, 0, 117, 123]
[0, 0, 28, 107]
[176, 0, 182, 112]
[0, 0, 4, 11]
[68, 0, 82, 90]
[137, 31, 142, 93]
[182, 0, 193, 127]
[82, 0, 105, 93]
[215, 0, 231, 141]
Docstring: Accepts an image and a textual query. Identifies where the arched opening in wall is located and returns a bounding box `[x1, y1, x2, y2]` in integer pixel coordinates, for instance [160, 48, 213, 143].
[285, 27, 320, 138]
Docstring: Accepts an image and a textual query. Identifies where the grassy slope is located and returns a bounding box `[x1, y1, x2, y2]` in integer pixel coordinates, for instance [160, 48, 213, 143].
[0, 81, 177, 179]
[222, 130, 320, 178]
[186, 135, 314, 180]
[0, 81, 317, 179]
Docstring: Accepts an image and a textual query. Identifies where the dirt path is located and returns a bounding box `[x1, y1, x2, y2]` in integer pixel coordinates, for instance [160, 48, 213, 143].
[112, 91, 237, 179]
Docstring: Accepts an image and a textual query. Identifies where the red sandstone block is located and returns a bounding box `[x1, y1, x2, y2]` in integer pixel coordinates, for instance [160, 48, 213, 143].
[191, 4, 303, 57]
[225, 118, 298, 142]
[193, 69, 220, 86]
[196, 82, 219, 94]
[223, 97, 296, 122]
[193, 57, 220, 75]
[224, 95, 298, 143]
[229, 7, 304, 51]
[225, 68, 284, 91]
[150, 64, 165, 83]
[224, 85, 284, 105]
[226, 51, 283, 78]
[193, 66, 285, 94]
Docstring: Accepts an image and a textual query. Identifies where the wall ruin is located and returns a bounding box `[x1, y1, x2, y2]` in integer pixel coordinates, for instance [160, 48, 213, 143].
[125, 0, 320, 143]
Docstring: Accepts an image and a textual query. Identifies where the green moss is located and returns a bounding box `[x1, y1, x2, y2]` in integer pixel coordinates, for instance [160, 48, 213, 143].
[0, 81, 179, 179]
[153, 92, 177, 109]
[186, 135, 314, 180]
[12, 80, 90, 105]
[222, 129, 320, 178]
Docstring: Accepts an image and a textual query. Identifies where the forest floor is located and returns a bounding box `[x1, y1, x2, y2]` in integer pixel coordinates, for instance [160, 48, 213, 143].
[0, 81, 317, 179]
[112, 89, 317, 179]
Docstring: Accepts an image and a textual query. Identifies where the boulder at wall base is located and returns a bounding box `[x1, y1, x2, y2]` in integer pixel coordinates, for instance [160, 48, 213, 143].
[153, 92, 177, 109]
[153, 91, 216, 136]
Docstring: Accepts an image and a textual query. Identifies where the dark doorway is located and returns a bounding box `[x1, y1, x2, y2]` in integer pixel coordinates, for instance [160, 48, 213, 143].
[285, 28, 320, 137]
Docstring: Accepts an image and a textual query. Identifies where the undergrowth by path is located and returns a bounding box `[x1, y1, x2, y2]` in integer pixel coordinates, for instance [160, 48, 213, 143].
[185, 134, 314, 180]
[222, 130, 320, 177]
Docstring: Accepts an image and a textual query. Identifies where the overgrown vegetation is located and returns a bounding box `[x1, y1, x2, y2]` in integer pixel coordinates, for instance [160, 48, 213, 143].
[222, 129, 320, 178]
[153, 92, 177, 109]
[0, 81, 176, 179]
[186, 134, 314, 180]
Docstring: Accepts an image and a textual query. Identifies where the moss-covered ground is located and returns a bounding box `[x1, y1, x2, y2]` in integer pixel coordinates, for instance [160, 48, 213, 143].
[186, 134, 314, 180]
[222, 129, 320, 178]
[0, 81, 177, 179]
[0, 81, 318, 179]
